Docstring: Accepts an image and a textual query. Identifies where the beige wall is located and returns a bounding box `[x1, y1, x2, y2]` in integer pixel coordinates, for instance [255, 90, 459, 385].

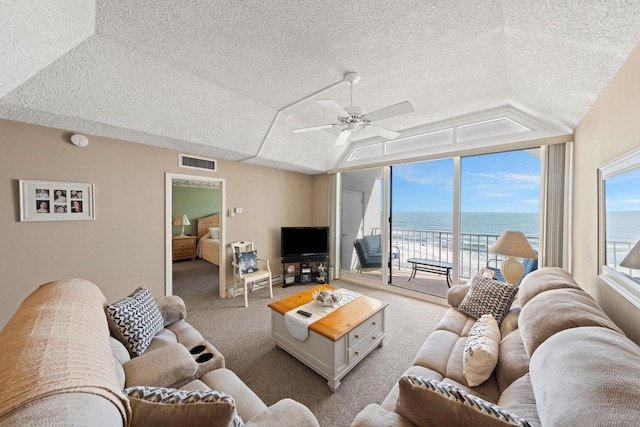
[0, 119, 324, 328]
[573, 43, 640, 344]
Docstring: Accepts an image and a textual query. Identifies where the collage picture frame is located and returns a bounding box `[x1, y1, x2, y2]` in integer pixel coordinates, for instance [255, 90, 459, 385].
[20, 180, 95, 222]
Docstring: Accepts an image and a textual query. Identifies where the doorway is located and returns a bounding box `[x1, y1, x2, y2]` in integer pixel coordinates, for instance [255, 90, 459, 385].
[165, 173, 226, 298]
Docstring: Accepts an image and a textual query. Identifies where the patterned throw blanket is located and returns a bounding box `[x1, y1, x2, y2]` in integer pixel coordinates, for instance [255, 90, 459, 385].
[0, 279, 131, 423]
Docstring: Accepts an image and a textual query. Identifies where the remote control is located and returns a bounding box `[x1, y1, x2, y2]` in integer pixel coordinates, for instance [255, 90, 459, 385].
[297, 310, 312, 317]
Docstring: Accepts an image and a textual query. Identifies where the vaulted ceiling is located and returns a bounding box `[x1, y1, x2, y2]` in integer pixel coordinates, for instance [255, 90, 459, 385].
[1, 1, 639, 174]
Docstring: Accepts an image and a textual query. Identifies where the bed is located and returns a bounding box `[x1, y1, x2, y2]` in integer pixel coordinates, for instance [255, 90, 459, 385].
[196, 213, 220, 266]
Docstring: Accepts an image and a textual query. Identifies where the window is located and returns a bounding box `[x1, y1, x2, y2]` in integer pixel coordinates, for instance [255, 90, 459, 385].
[599, 147, 640, 302]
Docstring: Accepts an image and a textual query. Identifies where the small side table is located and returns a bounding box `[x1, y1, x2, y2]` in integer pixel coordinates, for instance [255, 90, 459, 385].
[172, 236, 197, 261]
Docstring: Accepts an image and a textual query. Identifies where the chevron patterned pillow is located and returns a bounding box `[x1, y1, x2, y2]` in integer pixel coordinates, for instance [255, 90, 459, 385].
[458, 275, 518, 325]
[106, 286, 164, 357]
[124, 386, 243, 427]
[398, 376, 532, 427]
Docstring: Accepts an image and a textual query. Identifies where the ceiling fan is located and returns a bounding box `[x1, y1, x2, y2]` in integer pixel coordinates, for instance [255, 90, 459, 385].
[293, 72, 414, 146]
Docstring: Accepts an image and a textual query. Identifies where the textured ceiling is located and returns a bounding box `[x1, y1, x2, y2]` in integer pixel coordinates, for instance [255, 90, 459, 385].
[1, 1, 639, 174]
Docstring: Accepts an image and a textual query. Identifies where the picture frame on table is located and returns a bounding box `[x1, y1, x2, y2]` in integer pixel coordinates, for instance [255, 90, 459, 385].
[19, 180, 95, 222]
[480, 267, 495, 279]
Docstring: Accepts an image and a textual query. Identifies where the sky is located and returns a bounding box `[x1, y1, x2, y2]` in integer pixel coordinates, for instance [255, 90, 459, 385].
[605, 168, 640, 212]
[392, 149, 541, 212]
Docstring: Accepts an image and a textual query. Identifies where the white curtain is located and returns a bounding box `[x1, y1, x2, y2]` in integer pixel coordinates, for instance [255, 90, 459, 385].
[541, 142, 572, 268]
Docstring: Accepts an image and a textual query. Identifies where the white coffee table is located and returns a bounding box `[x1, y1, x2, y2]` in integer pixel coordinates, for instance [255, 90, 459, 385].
[268, 285, 387, 391]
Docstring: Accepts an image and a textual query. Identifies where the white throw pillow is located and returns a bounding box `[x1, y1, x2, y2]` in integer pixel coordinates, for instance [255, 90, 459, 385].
[208, 227, 220, 239]
[463, 314, 500, 387]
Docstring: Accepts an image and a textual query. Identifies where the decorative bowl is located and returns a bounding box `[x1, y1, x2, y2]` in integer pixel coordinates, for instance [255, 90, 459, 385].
[312, 289, 342, 307]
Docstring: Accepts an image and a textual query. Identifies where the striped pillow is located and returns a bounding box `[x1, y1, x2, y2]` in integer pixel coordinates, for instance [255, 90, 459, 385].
[398, 375, 532, 427]
[124, 386, 243, 427]
[106, 286, 164, 357]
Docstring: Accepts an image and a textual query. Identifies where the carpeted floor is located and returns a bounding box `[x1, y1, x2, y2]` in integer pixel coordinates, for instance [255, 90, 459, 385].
[173, 259, 447, 427]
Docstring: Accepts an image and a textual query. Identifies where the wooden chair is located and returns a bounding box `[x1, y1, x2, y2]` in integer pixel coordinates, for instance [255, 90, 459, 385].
[230, 241, 272, 307]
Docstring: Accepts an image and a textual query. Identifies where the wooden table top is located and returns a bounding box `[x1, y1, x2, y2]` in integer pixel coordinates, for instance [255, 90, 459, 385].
[268, 285, 388, 341]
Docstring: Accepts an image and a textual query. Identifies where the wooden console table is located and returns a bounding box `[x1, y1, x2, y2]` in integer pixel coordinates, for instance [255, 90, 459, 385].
[268, 285, 387, 391]
[407, 258, 453, 287]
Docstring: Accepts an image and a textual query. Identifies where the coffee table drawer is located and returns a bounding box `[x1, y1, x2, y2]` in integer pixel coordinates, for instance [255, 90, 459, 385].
[348, 310, 383, 347]
[349, 325, 382, 364]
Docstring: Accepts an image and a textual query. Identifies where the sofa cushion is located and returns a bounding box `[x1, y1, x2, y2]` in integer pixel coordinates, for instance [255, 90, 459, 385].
[458, 275, 518, 325]
[519, 288, 624, 357]
[496, 374, 540, 426]
[106, 286, 164, 357]
[463, 314, 501, 387]
[517, 267, 581, 307]
[124, 386, 243, 427]
[198, 368, 268, 423]
[495, 330, 530, 393]
[396, 375, 533, 427]
[530, 327, 640, 427]
[124, 343, 197, 389]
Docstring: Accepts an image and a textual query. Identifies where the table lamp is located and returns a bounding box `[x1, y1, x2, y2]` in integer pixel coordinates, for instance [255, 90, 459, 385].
[173, 214, 190, 237]
[488, 230, 537, 284]
[620, 240, 640, 271]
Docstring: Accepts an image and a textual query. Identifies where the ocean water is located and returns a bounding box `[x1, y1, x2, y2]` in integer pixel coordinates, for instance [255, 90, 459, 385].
[392, 211, 539, 238]
[386, 210, 640, 276]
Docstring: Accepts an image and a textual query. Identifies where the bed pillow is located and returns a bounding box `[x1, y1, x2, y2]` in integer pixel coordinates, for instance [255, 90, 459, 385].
[106, 286, 164, 357]
[463, 314, 501, 386]
[396, 375, 532, 427]
[124, 386, 243, 427]
[236, 250, 259, 274]
[458, 275, 518, 325]
[208, 227, 220, 239]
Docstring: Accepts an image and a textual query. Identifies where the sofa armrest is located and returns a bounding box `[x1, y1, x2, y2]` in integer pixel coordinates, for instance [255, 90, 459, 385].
[350, 404, 415, 427]
[124, 343, 197, 388]
[155, 295, 187, 326]
[245, 399, 320, 427]
[447, 284, 470, 307]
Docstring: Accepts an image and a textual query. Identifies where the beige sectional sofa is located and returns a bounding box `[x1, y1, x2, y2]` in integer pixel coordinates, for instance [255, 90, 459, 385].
[351, 267, 640, 426]
[0, 279, 319, 427]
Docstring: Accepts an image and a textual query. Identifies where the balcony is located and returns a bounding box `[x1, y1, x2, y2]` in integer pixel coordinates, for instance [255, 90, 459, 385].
[355, 228, 539, 298]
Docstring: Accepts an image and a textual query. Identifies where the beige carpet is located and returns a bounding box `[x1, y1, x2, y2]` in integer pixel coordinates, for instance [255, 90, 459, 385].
[173, 259, 447, 427]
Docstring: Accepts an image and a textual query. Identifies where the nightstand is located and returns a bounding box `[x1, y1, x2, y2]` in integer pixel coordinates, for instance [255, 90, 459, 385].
[172, 236, 197, 261]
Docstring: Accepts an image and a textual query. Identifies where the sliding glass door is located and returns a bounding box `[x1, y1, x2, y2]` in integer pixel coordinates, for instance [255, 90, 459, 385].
[339, 168, 385, 280]
[459, 149, 540, 280]
[336, 147, 541, 296]
[390, 159, 454, 295]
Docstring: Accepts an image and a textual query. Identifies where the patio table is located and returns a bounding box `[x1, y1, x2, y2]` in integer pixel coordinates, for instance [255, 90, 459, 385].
[406, 258, 453, 287]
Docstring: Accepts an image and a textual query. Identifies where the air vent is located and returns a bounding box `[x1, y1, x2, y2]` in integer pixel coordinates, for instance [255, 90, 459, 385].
[178, 154, 217, 172]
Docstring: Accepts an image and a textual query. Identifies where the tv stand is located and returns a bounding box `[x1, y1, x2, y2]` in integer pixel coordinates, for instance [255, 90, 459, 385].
[282, 257, 330, 287]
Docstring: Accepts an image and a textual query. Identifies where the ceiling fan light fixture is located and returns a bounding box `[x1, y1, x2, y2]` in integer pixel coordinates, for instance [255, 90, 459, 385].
[293, 71, 414, 146]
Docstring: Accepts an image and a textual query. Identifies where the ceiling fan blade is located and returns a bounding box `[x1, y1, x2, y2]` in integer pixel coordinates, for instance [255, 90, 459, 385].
[293, 123, 337, 133]
[367, 124, 401, 140]
[365, 101, 414, 122]
[334, 129, 352, 146]
[317, 99, 350, 118]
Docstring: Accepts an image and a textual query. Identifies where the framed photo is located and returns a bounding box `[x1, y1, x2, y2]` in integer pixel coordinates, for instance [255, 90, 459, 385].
[480, 267, 495, 279]
[20, 180, 95, 222]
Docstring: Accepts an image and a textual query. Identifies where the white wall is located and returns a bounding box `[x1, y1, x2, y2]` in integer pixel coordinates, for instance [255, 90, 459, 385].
[573, 43, 640, 344]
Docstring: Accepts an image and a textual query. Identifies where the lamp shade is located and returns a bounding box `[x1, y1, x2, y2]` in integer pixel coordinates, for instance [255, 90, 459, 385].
[173, 214, 190, 237]
[489, 230, 537, 285]
[173, 214, 190, 226]
[489, 231, 537, 259]
[620, 240, 640, 269]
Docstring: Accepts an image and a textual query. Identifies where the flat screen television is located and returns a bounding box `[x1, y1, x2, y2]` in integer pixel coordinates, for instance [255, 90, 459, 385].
[281, 226, 329, 259]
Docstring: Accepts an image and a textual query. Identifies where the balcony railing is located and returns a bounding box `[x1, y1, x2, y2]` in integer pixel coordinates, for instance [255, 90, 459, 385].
[370, 227, 634, 281]
[374, 227, 539, 279]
